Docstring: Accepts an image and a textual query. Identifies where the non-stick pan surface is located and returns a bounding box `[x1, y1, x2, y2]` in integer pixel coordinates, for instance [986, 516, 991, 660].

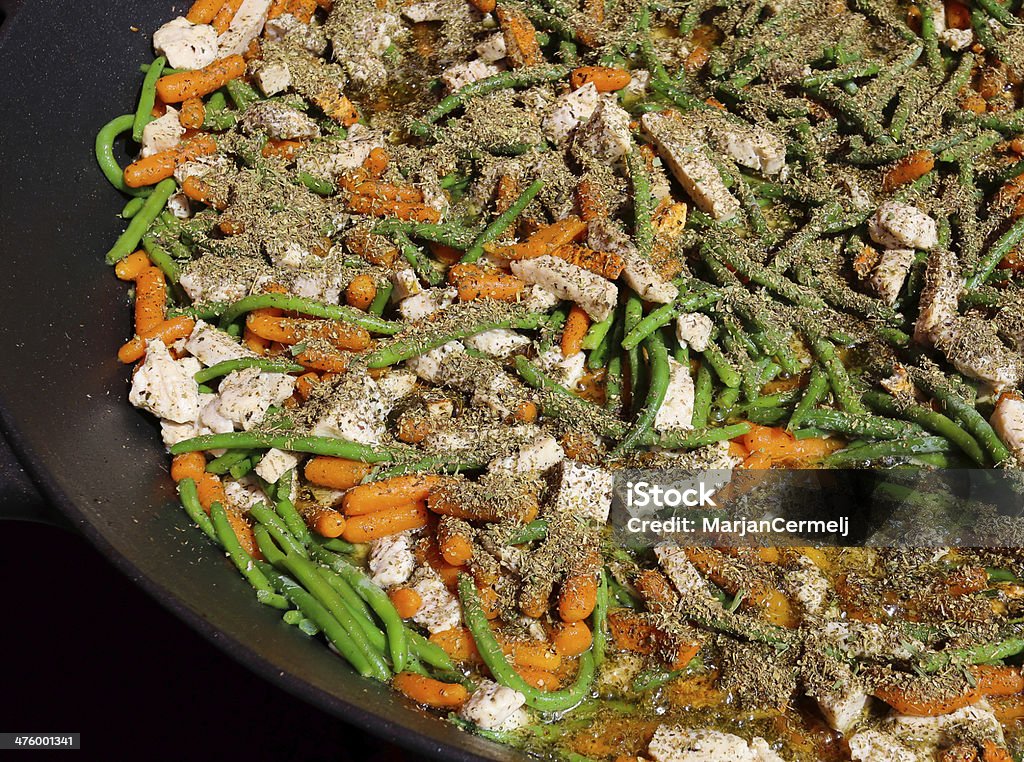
[0, 3, 518, 758]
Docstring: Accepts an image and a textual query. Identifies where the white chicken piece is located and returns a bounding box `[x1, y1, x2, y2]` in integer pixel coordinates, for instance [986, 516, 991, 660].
[709, 122, 786, 176]
[215, 367, 296, 430]
[521, 284, 563, 312]
[536, 345, 586, 390]
[935, 317, 1023, 391]
[913, 247, 960, 346]
[399, 288, 457, 322]
[574, 97, 633, 165]
[641, 112, 741, 222]
[140, 107, 184, 158]
[489, 433, 565, 474]
[510, 256, 617, 322]
[401, 1, 447, 22]
[785, 555, 830, 619]
[368, 532, 417, 588]
[242, 102, 320, 141]
[159, 392, 229, 447]
[442, 59, 502, 93]
[654, 358, 695, 432]
[153, 17, 219, 70]
[459, 680, 528, 731]
[296, 124, 384, 177]
[868, 202, 938, 251]
[253, 61, 292, 96]
[870, 248, 916, 306]
[184, 321, 256, 367]
[676, 312, 713, 352]
[312, 373, 388, 445]
[254, 449, 300, 484]
[992, 393, 1024, 464]
[217, 0, 272, 57]
[940, 27, 974, 51]
[166, 192, 192, 219]
[847, 729, 929, 762]
[648, 726, 781, 762]
[129, 339, 201, 424]
[391, 267, 423, 301]
[888, 702, 1003, 748]
[550, 461, 614, 523]
[475, 33, 507, 62]
[588, 218, 679, 304]
[544, 82, 601, 144]
[464, 328, 530, 357]
[655, 544, 718, 602]
[376, 369, 419, 403]
[224, 475, 267, 511]
[409, 567, 461, 634]
[809, 662, 868, 735]
[406, 341, 466, 384]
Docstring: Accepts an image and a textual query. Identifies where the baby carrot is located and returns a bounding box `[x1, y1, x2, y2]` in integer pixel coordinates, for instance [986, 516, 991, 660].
[501, 639, 562, 671]
[393, 672, 468, 709]
[181, 176, 227, 210]
[304, 456, 372, 490]
[267, 0, 289, 19]
[118, 316, 196, 363]
[439, 534, 474, 567]
[342, 502, 429, 543]
[388, 587, 423, 618]
[346, 194, 441, 223]
[287, 0, 317, 23]
[186, 0, 225, 24]
[262, 139, 304, 160]
[516, 666, 562, 691]
[123, 134, 217, 188]
[430, 627, 482, 662]
[349, 181, 425, 203]
[873, 683, 979, 716]
[294, 346, 351, 373]
[558, 574, 598, 622]
[156, 55, 246, 103]
[571, 66, 632, 92]
[114, 250, 152, 281]
[449, 266, 525, 302]
[972, 665, 1024, 697]
[496, 5, 544, 67]
[469, 0, 496, 12]
[212, 0, 244, 34]
[171, 452, 207, 483]
[310, 508, 346, 538]
[343, 475, 444, 516]
[561, 304, 590, 357]
[552, 621, 593, 657]
[179, 97, 206, 129]
[245, 313, 372, 351]
[345, 274, 377, 311]
[196, 471, 227, 511]
[134, 266, 168, 334]
[363, 147, 389, 178]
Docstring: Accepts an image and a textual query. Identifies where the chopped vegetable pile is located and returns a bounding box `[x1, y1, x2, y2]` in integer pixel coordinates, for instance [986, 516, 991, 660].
[97, 0, 1024, 759]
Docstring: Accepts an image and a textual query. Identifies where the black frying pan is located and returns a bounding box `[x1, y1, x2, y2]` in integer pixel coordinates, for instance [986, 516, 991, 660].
[0, 3, 520, 758]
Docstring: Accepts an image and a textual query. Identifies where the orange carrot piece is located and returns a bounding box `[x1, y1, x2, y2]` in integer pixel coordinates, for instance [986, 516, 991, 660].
[345, 274, 377, 311]
[973, 665, 1024, 697]
[553, 244, 626, 280]
[478, 584, 500, 619]
[287, 0, 317, 23]
[607, 608, 658, 654]
[156, 54, 247, 104]
[469, 0, 496, 12]
[684, 45, 711, 73]
[343, 475, 444, 516]
[982, 741, 1014, 762]
[558, 573, 598, 622]
[561, 304, 591, 357]
[243, 326, 270, 355]
[487, 216, 589, 259]
[212, 0, 244, 34]
[388, 587, 423, 618]
[570, 66, 632, 92]
[295, 371, 322, 398]
[304, 456, 372, 490]
[350, 181, 425, 204]
[576, 180, 606, 223]
[310, 508, 346, 538]
[179, 97, 206, 129]
[114, 250, 152, 281]
[124, 134, 218, 188]
[873, 683, 979, 716]
[946, 1, 972, 29]
[501, 639, 562, 671]
[267, 0, 289, 19]
[342, 502, 430, 543]
[453, 271, 525, 302]
[196, 471, 227, 511]
[181, 175, 227, 210]
[118, 317, 196, 363]
[294, 346, 351, 373]
[362, 147, 389, 179]
[134, 266, 168, 335]
[552, 621, 593, 657]
[882, 150, 935, 193]
[346, 194, 441, 223]
[186, 0, 225, 24]
[312, 89, 360, 126]
[245, 312, 371, 351]
[439, 534, 474, 566]
[496, 5, 544, 67]
[516, 666, 562, 691]
[171, 452, 207, 483]
[429, 627, 482, 662]
[262, 139, 305, 160]
[393, 672, 469, 709]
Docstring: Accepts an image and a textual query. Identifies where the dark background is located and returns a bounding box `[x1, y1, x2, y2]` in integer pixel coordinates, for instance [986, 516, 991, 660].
[1, 432, 423, 761]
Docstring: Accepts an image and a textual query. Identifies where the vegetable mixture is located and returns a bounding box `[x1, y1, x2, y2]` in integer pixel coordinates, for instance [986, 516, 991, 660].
[97, 0, 1024, 759]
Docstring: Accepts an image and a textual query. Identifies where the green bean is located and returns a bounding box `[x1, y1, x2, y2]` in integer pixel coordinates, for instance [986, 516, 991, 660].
[787, 366, 828, 430]
[225, 78, 261, 111]
[627, 150, 654, 258]
[105, 179, 177, 264]
[210, 502, 290, 610]
[582, 310, 615, 352]
[800, 61, 881, 90]
[319, 537, 357, 554]
[369, 455, 487, 480]
[911, 370, 1012, 464]
[824, 436, 954, 467]
[624, 293, 646, 406]
[649, 77, 712, 112]
[394, 231, 443, 286]
[803, 332, 866, 415]
[366, 310, 544, 368]
[298, 171, 335, 196]
[462, 179, 544, 263]
[699, 340, 741, 389]
[410, 65, 570, 136]
[216, 293, 403, 334]
[141, 233, 182, 284]
[254, 539, 376, 677]
[171, 432, 417, 463]
[121, 196, 146, 219]
[406, 628, 457, 672]
[317, 567, 389, 659]
[177, 478, 218, 542]
[703, 238, 826, 310]
[369, 282, 393, 316]
[250, 501, 309, 558]
[975, 0, 1018, 28]
[194, 358, 304, 384]
[276, 494, 314, 549]
[796, 408, 924, 439]
[920, 636, 1024, 674]
[513, 355, 628, 438]
[621, 289, 722, 351]
[691, 363, 714, 430]
[133, 57, 166, 142]
[605, 348, 623, 413]
[587, 312, 618, 370]
[206, 449, 256, 475]
[644, 423, 752, 449]
[971, 7, 1000, 52]
[863, 391, 988, 466]
[917, 4, 943, 77]
[372, 219, 477, 250]
[966, 216, 1024, 289]
[508, 519, 549, 545]
[95, 115, 152, 197]
[612, 330, 670, 456]
[310, 546, 408, 674]
[459, 575, 594, 711]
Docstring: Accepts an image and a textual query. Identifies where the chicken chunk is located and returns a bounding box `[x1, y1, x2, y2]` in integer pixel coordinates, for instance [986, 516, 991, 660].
[870, 248, 916, 306]
[153, 16, 219, 70]
[242, 102, 321, 141]
[868, 202, 938, 250]
[129, 339, 202, 424]
[510, 256, 618, 322]
[992, 392, 1024, 465]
